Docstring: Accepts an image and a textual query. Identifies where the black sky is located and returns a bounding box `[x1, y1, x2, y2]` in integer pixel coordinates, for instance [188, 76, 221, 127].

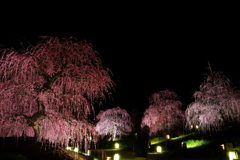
[0, 3, 239, 114]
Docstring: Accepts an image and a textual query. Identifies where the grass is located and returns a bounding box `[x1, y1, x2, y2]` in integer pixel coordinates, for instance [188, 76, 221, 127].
[170, 133, 195, 141]
[0, 152, 28, 160]
[183, 139, 212, 148]
[150, 132, 194, 145]
[150, 137, 166, 145]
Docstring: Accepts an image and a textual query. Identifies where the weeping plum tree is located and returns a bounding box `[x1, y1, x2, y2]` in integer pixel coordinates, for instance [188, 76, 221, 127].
[185, 71, 240, 133]
[141, 90, 185, 136]
[0, 36, 114, 151]
[96, 107, 132, 140]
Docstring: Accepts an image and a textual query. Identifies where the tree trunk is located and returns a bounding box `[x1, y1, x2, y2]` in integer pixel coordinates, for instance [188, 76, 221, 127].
[30, 110, 44, 142]
[113, 125, 117, 140]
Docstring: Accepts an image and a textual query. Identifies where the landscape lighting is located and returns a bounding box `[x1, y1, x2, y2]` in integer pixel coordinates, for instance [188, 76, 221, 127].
[73, 147, 78, 153]
[114, 154, 120, 160]
[166, 135, 170, 139]
[115, 143, 119, 149]
[228, 151, 238, 160]
[156, 146, 162, 153]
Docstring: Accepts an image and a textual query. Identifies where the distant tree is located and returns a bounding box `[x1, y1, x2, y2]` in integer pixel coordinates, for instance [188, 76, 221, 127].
[185, 71, 240, 133]
[141, 90, 185, 136]
[0, 36, 114, 151]
[96, 107, 132, 140]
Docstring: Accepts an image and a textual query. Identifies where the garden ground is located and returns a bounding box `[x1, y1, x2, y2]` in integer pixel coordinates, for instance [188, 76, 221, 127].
[1, 128, 240, 160]
[0, 141, 234, 160]
[0, 138, 85, 160]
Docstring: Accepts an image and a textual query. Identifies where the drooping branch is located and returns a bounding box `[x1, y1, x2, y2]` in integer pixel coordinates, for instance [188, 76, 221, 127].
[141, 90, 185, 136]
[0, 36, 114, 150]
[96, 107, 132, 139]
[185, 71, 240, 133]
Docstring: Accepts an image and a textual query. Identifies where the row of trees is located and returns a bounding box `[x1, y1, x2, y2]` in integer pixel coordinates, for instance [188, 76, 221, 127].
[141, 71, 240, 136]
[1, 36, 240, 152]
[91, 71, 240, 139]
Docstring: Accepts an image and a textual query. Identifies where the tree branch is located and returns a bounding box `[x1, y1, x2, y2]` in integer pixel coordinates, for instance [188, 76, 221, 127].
[41, 63, 67, 90]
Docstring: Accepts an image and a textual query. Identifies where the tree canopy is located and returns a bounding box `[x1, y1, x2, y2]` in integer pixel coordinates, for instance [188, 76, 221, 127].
[185, 71, 240, 132]
[0, 36, 114, 151]
[141, 90, 185, 136]
[96, 107, 132, 140]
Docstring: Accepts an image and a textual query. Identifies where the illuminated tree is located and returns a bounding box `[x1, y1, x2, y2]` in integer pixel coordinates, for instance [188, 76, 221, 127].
[185, 71, 240, 132]
[141, 90, 185, 136]
[96, 107, 132, 140]
[0, 36, 114, 151]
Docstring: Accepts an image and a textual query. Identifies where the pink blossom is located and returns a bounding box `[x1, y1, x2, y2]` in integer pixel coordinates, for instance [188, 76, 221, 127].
[0, 36, 113, 151]
[96, 107, 132, 140]
[141, 90, 185, 136]
[185, 71, 240, 132]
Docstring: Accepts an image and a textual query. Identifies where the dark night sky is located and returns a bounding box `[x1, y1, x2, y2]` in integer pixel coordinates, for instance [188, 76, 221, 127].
[0, 3, 239, 114]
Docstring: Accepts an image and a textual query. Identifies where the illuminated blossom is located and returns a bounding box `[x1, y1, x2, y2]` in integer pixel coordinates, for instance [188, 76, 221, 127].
[0, 36, 114, 151]
[141, 90, 184, 136]
[185, 71, 240, 132]
[96, 107, 132, 140]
